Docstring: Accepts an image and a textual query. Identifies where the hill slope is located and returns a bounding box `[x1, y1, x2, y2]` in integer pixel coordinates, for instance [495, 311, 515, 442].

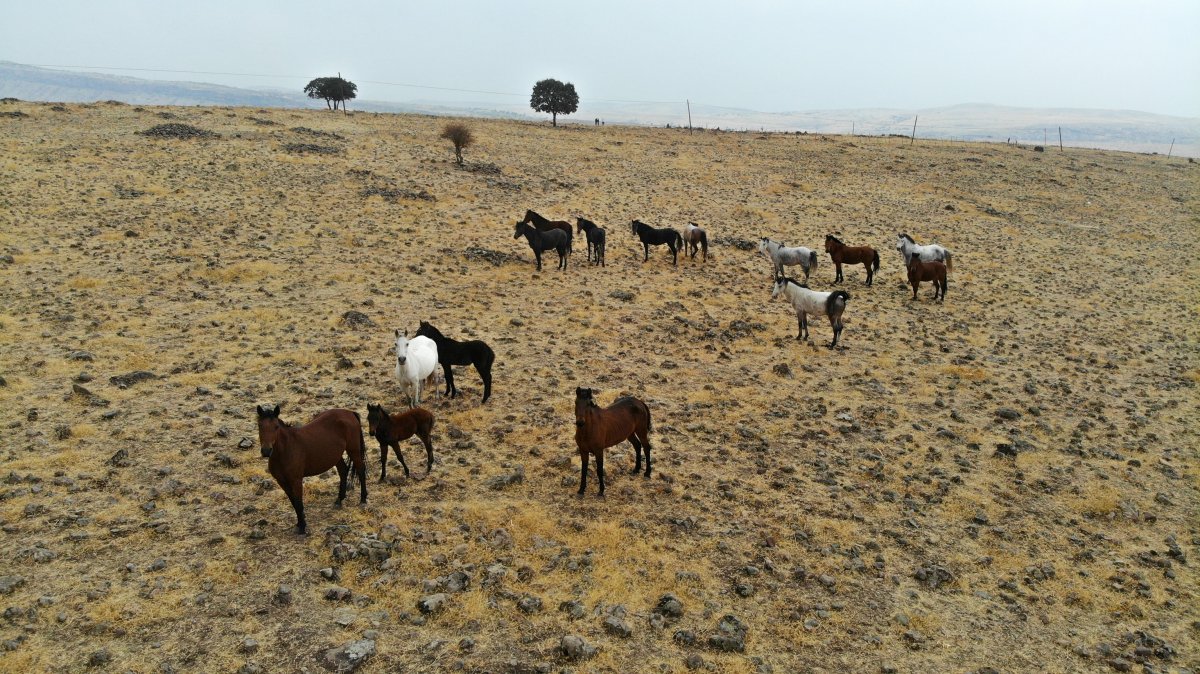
[0, 102, 1196, 673]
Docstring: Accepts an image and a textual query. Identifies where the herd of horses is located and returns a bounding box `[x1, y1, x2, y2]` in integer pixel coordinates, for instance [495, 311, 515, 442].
[256, 214, 956, 533]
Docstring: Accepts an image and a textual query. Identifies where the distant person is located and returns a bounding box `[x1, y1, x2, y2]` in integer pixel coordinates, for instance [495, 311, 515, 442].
[595, 118, 600, 126]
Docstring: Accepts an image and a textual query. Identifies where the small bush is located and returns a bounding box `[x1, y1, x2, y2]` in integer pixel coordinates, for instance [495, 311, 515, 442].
[440, 123, 474, 165]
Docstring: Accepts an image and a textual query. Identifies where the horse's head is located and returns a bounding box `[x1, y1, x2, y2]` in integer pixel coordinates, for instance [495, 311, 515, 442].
[896, 233, 913, 252]
[575, 387, 596, 419]
[255, 404, 282, 458]
[824, 234, 837, 252]
[513, 221, 526, 239]
[395, 329, 409, 366]
[771, 277, 786, 298]
[366, 403, 386, 437]
[522, 210, 535, 224]
[416, 321, 438, 340]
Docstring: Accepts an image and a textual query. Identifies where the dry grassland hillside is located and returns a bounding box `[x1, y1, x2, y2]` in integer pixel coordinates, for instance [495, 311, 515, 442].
[0, 101, 1197, 674]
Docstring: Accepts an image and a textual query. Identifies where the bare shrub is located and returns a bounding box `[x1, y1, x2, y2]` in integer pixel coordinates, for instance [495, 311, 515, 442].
[440, 123, 474, 165]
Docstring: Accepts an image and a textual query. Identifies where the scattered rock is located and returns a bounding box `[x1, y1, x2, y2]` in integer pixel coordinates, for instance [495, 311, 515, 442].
[0, 576, 25, 595]
[322, 639, 375, 672]
[109, 371, 157, 388]
[418, 593, 447, 614]
[340, 311, 376, 329]
[707, 614, 747, 652]
[560, 635, 597, 661]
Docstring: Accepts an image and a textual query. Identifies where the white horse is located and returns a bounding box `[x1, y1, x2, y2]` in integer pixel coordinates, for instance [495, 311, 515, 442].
[759, 237, 818, 281]
[771, 277, 850, 348]
[895, 233, 953, 271]
[394, 329, 439, 407]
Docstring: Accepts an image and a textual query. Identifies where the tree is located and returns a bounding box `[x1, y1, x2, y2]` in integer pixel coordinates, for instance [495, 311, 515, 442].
[439, 123, 474, 166]
[530, 78, 579, 127]
[304, 76, 358, 112]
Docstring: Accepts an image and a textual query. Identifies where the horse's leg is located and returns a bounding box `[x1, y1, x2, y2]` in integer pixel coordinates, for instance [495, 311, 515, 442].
[577, 451, 589, 495]
[641, 432, 652, 478]
[834, 262, 842, 284]
[335, 458, 348, 505]
[377, 439, 389, 481]
[421, 432, 435, 475]
[671, 242, 678, 266]
[628, 435, 643, 474]
[393, 440, 410, 478]
[357, 456, 367, 504]
[643, 242, 649, 262]
[596, 450, 606, 496]
[864, 262, 872, 286]
[442, 363, 456, 398]
[535, 249, 542, 271]
[287, 477, 306, 534]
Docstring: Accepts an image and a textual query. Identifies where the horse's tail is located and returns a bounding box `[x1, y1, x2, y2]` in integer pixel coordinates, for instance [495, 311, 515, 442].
[675, 231, 683, 248]
[943, 250, 952, 271]
[700, 231, 708, 256]
[872, 250, 880, 271]
[808, 250, 818, 270]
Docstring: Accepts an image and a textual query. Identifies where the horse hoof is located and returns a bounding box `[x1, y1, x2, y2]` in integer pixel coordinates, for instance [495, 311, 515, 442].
[333, 501, 344, 509]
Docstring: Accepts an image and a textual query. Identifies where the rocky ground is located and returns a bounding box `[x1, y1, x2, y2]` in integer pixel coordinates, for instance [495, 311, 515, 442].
[0, 100, 1197, 673]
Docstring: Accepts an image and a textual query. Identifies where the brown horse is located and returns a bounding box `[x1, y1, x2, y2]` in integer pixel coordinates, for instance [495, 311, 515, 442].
[907, 256, 947, 301]
[255, 405, 367, 535]
[824, 234, 879, 286]
[366, 403, 435, 480]
[522, 210, 574, 251]
[574, 387, 652, 496]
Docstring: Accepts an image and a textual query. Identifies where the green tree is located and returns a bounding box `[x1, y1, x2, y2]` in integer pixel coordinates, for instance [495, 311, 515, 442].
[304, 76, 358, 112]
[440, 123, 474, 166]
[530, 78, 579, 127]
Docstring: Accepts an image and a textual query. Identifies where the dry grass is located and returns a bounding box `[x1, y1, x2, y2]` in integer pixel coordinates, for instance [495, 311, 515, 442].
[0, 102, 1195, 673]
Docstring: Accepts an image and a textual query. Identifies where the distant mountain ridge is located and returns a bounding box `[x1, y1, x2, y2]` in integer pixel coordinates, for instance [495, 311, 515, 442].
[2, 61, 1196, 156]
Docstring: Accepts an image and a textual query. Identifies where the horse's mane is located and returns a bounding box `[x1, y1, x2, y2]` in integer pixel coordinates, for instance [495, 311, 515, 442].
[898, 233, 915, 243]
[779, 276, 805, 288]
[826, 234, 843, 245]
[417, 321, 445, 339]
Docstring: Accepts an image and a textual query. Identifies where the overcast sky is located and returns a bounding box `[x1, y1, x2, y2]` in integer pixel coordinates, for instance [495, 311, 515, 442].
[2, 0, 1198, 117]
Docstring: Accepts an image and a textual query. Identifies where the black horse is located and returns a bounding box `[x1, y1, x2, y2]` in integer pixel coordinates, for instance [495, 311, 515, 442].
[522, 210, 573, 252]
[576, 217, 606, 267]
[631, 220, 682, 266]
[514, 221, 570, 271]
[414, 321, 495, 403]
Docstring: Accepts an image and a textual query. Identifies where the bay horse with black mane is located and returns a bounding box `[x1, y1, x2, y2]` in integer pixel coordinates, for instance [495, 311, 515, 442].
[631, 219, 682, 266]
[415, 320, 494, 402]
[522, 210, 574, 251]
[907, 255, 947, 301]
[574, 387, 652, 496]
[576, 217, 606, 266]
[514, 221, 570, 271]
[366, 403, 435, 480]
[824, 234, 879, 286]
[255, 404, 367, 535]
[683, 222, 708, 261]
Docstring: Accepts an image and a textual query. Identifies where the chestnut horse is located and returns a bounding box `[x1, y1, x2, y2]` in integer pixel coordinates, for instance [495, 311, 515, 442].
[522, 210, 574, 251]
[824, 235, 879, 286]
[683, 222, 708, 261]
[366, 403, 435, 480]
[574, 387, 652, 496]
[907, 256, 947, 301]
[255, 405, 367, 535]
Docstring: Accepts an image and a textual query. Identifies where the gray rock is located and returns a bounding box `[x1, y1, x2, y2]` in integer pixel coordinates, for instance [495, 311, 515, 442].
[0, 576, 24, 595]
[274, 585, 292, 605]
[708, 614, 747, 652]
[109, 371, 157, 388]
[995, 408, 1021, 421]
[656, 593, 684, 619]
[517, 595, 542, 614]
[445, 570, 470, 593]
[686, 654, 706, 670]
[325, 586, 352, 602]
[559, 600, 586, 620]
[560, 635, 597, 661]
[603, 615, 632, 638]
[674, 630, 697, 646]
[418, 593, 448, 614]
[239, 638, 259, 654]
[87, 649, 111, 668]
[322, 639, 375, 672]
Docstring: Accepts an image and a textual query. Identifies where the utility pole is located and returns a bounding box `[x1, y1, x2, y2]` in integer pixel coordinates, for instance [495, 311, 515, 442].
[687, 99, 693, 134]
[910, 115, 918, 146]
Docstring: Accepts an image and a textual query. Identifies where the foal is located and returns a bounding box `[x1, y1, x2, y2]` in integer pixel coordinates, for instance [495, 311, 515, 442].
[574, 387, 653, 496]
[771, 277, 851, 348]
[824, 234, 879, 286]
[255, 404, 368, 535]
[683, 222, 708, 261]
[415, 321, 495, 403]
[907, 256, 947, 301]
[366, 403, 435, 480]
[576, 217, 606, 266]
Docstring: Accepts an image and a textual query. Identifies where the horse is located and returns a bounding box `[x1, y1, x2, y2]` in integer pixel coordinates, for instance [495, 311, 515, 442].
[415, 320, 494, 403]
[631, 219, 683, 266]
[759, 238, 818, 281]
[255, 404, 367, 535]
[365, 403, 435, 480]
[394, 329, 439, 407]
[514, 221, 570, 271]
[576, 217, 606, 266]
[683, 222, 708, 261]
[895, 233, 953, 271]
[573, 387, 653, 496]
[907, 256, 947, 301]
[771, 277, 850, 348]
[824, 234, 879, 286]
[522, 210, 574, 251]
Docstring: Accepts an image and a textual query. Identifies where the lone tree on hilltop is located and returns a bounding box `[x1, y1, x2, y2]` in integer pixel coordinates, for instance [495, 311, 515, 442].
[440, 122, 474, 165]
[304, 75, 358, 112]
[530, 78, 579, 127]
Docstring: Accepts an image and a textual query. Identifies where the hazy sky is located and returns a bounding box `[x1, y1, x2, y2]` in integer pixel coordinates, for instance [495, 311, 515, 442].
[3, 0, 1198, 117]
